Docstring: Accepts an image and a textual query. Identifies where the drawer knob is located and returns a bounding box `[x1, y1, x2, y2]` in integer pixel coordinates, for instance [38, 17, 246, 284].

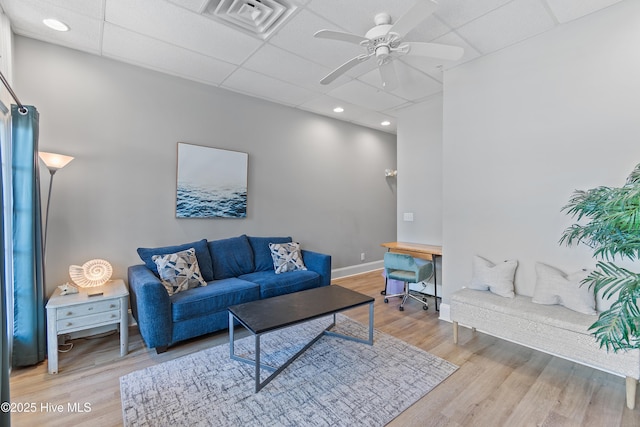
[110, 304, 116, 308]
[88, 307, 93, 311]
[66, 322, 72, 327]
[111, 314, 116, 318]
[66, 312, 73, 316]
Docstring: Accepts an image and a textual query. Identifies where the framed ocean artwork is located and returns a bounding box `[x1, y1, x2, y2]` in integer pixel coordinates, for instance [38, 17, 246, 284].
[176, 142, 248, 218]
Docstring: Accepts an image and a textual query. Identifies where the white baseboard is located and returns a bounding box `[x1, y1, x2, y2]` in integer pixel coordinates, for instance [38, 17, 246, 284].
[331, 260, 384, 279]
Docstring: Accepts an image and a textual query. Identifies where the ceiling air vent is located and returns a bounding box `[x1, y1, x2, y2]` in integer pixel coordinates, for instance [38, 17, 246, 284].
[203, 0, 297, 40]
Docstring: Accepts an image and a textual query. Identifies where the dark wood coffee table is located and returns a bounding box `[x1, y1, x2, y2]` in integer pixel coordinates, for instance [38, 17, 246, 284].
[228, 285, 374, 392]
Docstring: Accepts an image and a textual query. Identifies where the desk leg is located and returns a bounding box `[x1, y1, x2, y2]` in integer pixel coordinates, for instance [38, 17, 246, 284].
[433, 255, 440, 312]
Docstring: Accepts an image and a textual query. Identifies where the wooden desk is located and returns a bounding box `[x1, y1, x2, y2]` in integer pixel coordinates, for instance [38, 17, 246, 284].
[380, 242, 442, 311]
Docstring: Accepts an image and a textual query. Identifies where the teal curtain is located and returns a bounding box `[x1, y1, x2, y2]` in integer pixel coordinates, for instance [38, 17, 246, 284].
[11, 105, 45, 367]
[1, 107, 10, 427]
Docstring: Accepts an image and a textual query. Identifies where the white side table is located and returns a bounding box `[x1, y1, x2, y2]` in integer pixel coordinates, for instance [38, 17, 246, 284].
[45, 279, 129, 374]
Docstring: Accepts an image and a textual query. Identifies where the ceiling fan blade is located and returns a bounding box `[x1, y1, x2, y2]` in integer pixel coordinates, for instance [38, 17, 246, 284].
[404, 42, 464, 61]
[314, 29, 369, 45]
[387, 0, 437, 36]
[320, 54, 371, 85]
[378, 61, 398, 91]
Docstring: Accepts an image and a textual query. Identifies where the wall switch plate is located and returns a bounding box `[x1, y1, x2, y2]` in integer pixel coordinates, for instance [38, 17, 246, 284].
[360, 252, 366, 261]
[403, 212, 414, 221]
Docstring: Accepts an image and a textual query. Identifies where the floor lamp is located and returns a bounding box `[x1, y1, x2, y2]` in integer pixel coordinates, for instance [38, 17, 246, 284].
[38, 151, 74, 256]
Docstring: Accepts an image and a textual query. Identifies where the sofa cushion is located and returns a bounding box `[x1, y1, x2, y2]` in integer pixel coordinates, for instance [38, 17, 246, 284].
[269, 242, 307, 274]
[170, 277, 259, 322]
[208, 235, 255, 280]
[239, 270, 320, 299]
[248, 236, 292, 271]
[137, 239, 214, 282]
[152, 248, 207, 296]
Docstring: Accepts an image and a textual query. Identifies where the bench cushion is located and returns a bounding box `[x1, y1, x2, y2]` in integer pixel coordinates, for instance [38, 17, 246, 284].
[450, 288, 640, 379]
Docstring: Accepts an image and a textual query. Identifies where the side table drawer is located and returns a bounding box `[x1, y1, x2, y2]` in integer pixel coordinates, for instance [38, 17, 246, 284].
[57, 309, 121, 332]
[56, 300, 120, 320]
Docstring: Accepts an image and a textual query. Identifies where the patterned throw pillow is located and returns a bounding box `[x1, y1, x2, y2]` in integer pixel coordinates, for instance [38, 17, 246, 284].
[152, 248, 207, 296]
[269, 242, 307, 274]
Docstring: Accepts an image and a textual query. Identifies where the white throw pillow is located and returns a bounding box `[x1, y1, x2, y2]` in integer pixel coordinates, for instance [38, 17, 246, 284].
[469, 256, 517, 298]
[532, 262, 596, 315]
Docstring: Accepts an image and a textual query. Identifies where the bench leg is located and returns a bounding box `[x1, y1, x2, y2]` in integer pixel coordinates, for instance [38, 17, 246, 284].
[626, 377, 637, 409]
[453, 321, 458, 344]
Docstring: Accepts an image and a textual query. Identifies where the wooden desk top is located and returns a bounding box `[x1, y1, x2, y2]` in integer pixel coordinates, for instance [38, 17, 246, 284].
[380, 241, 442, 258]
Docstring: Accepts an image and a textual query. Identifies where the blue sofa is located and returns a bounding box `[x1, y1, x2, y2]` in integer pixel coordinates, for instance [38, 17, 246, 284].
[128, 235, 331, 353]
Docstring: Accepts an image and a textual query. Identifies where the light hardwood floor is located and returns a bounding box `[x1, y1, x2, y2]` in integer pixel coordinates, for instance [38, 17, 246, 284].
[9, 270, 640, 426]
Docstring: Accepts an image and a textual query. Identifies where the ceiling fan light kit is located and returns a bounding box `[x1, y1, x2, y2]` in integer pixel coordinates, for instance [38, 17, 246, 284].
[314, 0, 464, 91]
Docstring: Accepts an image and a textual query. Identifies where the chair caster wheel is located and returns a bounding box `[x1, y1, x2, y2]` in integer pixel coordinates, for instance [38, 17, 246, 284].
[399, 306, 404, 311]
[384, 298, 389, 303]
[381, 290, 387, 295]
[422, 297, 427, 302]
[423, 305, 429, 311]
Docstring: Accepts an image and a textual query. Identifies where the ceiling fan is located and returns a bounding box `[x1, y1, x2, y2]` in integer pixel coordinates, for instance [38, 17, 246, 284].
[314, 0, 464, 91]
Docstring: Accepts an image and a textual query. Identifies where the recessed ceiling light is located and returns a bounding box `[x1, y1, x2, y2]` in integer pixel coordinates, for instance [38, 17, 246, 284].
[381, 120, 391, 126]
[43, 18, 69, 32]
[333, 107, 344, 113]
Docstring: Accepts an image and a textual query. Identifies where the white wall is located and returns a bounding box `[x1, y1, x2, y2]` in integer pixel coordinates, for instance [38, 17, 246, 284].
[396, 96, 444, 295]
[13, 37, 397, 296]
[397, 96, 443, 244]
[442, 0, 640, 304]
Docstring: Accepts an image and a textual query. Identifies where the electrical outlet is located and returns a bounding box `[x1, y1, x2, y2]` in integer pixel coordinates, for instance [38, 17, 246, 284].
[403, 212, 414, 222]
[360, 252, 366, 262]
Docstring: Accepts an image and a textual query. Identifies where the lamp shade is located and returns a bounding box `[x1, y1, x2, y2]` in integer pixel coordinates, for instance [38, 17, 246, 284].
[38, 151, 74, 172]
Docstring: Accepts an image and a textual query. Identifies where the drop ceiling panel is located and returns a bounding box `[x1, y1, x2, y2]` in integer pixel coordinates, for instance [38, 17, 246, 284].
[19, 0, 106, 19]
[357, 65, 441, 102]
[306, 0, 414, 36]
[166, 0, 209, 13]
[0, 0, 627, 135]
[404, 15, 454, 43]
[268, 9, 362, 71]
[455, 0, 556, 54]
[221, 68, 317, 106]
[546, 0, 623, 24]
[398, 31, 482, 82]
[435, 0, 514, 29]
[1, 1, 103, 54]
[299, 95, 374, 122]
[242, 43, 348, 92]
[298, 94, 396, 133]
[105, 0, 262, 64]
[328, 79, 406, 111]
[102, 23, 237, 86]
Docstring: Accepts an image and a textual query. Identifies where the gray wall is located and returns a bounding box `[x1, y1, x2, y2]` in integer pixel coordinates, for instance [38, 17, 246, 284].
[441, 0, 640, 306]
[13, 36, 396, 296]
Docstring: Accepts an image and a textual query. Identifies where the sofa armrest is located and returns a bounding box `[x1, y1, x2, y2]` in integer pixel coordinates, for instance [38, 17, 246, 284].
[128, 265, 172, 349]
[301, 250, 332, 287]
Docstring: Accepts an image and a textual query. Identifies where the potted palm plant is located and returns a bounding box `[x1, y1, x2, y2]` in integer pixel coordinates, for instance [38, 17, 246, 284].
[560, 163, 640, 352]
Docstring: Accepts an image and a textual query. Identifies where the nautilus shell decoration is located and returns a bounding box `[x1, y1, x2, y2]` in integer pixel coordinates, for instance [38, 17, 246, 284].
[69, 259, 113, 287]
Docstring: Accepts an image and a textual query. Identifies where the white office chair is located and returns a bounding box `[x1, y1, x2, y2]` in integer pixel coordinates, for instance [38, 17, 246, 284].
[383, 252, 434, 311]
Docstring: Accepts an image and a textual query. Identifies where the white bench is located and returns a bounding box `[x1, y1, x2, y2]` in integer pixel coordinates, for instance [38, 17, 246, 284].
[450, 288, 640, 409]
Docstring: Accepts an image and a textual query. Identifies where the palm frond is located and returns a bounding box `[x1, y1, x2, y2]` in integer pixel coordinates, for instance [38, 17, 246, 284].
[562, 163, 640, 352]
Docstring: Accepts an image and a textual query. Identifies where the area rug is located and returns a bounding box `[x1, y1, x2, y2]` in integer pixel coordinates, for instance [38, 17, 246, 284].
[120, 314, 457, 426]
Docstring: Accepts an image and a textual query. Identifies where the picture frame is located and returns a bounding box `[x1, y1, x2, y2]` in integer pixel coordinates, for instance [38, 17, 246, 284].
[176, 142, 248, 218]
